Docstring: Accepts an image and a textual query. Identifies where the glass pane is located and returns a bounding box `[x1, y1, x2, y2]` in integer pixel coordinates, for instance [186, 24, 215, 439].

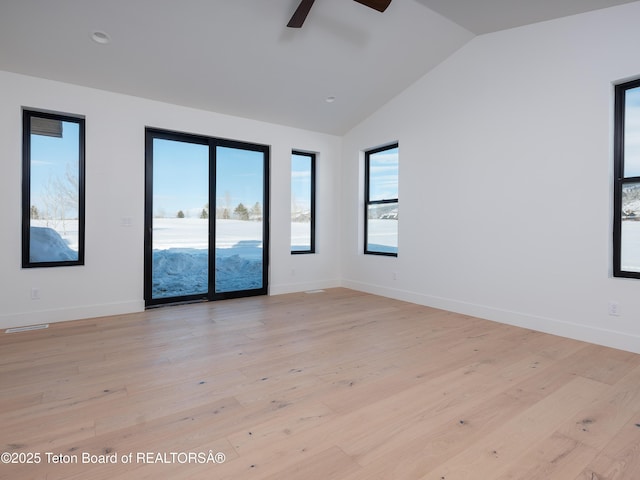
[29, 118, 80, 263]
[368, 146, 398, 201]
[151, 139, 209, 299]
[624, 86, 640, 178]
[367, 202, 398, 254]
[291, 153, 312, 252]
[621, 182, 640, 272]
[215, 146, 264, 293]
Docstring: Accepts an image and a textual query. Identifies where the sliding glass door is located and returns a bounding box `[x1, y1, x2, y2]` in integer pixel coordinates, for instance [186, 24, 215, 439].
[145, 129, 269, 306]
[214, 145, 267, 294]
[149, 136, 209, 301]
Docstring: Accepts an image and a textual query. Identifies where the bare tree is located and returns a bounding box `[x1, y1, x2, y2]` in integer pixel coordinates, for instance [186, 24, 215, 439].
[39, 164, 78, 232]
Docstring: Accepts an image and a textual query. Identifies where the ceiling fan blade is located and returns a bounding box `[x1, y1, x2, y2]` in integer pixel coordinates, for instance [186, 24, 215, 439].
[353, 0, 391, 13]
[287, 0, 316, 28]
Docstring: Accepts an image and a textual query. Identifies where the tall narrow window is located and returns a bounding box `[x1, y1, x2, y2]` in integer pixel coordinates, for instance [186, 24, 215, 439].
[614, 79, 640, 278]
[291, 151, 315, 254]
[22, 109, 85, 267]
[365, 143, 398, 256]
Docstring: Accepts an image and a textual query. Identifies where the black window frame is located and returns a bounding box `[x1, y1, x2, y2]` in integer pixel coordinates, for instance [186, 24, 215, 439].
[364, 142, 398, 257]
[22, 109, 86, 268]
[613, 78, 640, 279]
[291, 150, 316, 255]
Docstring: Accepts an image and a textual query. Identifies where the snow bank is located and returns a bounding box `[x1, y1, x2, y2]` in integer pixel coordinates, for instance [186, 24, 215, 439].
[29, 226, 77, 262]
[152, 248, 263, 298]
[150, 218, 265, 298]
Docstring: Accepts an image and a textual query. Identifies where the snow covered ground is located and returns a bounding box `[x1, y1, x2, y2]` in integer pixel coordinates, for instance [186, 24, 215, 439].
[152, 218, 264, 298]
[366, 219, 398, 254]
[291, 221, 311, 252]
[151, 218, 318, 297]
[622, 221, 640, 272]
[29, 225, 78, 262]
[30, 219, 79, 250]
[29, 219, 79, 262]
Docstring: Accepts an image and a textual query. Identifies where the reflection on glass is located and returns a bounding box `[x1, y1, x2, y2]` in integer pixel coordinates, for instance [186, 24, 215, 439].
[215, 146, 264, 293]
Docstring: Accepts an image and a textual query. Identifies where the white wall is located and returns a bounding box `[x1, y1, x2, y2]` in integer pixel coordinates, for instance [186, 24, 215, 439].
[0, 71, 342, 329]
[341, 3, 640, 353]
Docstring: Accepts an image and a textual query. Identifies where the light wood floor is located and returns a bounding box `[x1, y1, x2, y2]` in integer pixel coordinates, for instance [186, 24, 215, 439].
[2, 288, 640, 480]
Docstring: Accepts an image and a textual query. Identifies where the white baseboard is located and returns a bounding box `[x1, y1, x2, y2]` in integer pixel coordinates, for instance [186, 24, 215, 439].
[342, 279, 640, 354]
[6, 281, 636, 356]
[0, 300, 145, 331]
[269, 279, 340, 296]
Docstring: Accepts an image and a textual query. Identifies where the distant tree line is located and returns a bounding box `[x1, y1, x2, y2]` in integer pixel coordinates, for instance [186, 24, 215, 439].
[174, 202, 262, 221]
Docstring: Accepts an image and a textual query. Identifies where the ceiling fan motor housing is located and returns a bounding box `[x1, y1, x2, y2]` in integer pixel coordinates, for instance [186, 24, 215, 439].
[287, 0, 391, 28]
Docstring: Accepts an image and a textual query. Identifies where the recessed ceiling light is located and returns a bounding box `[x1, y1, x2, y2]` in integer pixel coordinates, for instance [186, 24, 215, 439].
[90, 30, 111, 44]
[325, 96, 336, 103]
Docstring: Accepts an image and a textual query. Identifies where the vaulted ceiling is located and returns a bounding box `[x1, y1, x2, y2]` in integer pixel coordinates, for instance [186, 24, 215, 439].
[1, 0, 637, 135]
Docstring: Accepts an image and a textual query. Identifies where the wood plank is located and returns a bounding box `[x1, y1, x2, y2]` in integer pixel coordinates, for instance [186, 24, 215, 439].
[574, 417, 640, 479]
[557, 364, 640, 450]
[420, 376, 609, 480]
[494, 432, 598, 480]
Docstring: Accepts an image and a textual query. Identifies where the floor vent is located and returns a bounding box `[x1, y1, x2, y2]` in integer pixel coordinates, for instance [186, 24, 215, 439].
[5, 324, 49, 334]
[305, 289, 326, 294]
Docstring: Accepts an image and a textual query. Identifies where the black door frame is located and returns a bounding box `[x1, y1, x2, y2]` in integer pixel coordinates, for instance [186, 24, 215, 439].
[144, 127, 269, 307]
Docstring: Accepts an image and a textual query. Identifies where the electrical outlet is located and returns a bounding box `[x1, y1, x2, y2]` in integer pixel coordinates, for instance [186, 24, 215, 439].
[392, 271, 398, 280]
[31, 288, 40, 300]
[608, 301, 620, 316]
